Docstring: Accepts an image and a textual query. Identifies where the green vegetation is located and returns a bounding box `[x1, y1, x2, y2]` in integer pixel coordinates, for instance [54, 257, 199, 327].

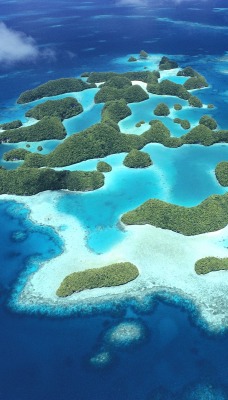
[25, 97, 83, 121]
[97, 161, 112, 172]
[17, 78, 95, 104]
[0, 168, 104, 195]
[81, 72, 90, 78]
[159, 56, 178, 70]
[174, 103, 182, 110]
[207, 104, 214, 109]
[195, 257, 228, 275]
[181, 125, 228, 146]
[17, 119, 228, 169]
[147, 79, 190, 100]
[184, 75, 208, 90]
[26, 122, 142, 168]
[37, 146, 43, 151]
[121, 193, 228, 236]
[199, 115, 217, 130]
[94, 84, 149, 104]
[56, 262, 139, 297]
[0, 116, 66, 143]
[0, 120, 22, 130]
[139, 50, 149, 58]
[144, 120, 180, 148]
[181, 120, 190, 130]
[215, 161, 228, 186]
[174, 118, 190, 129]
[123, 149, 152, 168]
[101, 76, 132, 89]
[154, 103, 170, 116]
[101, 99, 131, 124]
[87, 71, 159, 84]
[177, 67, 199, 77]
[87, 72, 117, 83]
[3, 148, 29, 161]
[128, 56, 137, 62]
[188, 95, 203, 108]
[135, 120, 145, 128]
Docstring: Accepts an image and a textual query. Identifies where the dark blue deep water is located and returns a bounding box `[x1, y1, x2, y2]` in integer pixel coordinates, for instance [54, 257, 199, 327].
[0, 1, 228, 399]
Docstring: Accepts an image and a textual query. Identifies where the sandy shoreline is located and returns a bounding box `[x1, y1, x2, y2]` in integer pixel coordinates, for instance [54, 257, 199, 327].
[1, 190, 228, 331]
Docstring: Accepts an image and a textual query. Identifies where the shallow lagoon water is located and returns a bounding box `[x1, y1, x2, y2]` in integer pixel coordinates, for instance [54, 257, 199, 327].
[0, 0, 228, 399]
[57, 143, 228, 253]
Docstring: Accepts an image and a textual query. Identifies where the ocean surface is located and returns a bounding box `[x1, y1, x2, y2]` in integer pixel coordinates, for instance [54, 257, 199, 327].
[0, 0, 228, 399]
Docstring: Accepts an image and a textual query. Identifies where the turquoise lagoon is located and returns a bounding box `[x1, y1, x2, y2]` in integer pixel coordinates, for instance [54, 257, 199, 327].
[1, 57, 228, 400]
[1, 0, 228, 398]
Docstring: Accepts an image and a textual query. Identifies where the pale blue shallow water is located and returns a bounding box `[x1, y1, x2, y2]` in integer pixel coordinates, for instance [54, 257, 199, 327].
[57, 143, 228, 253]
[0, 0, 228, 399]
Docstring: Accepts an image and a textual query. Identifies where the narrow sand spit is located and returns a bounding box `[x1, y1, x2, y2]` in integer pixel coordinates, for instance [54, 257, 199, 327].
[131, 80, 147, 90]
[1, 191, 228, 330]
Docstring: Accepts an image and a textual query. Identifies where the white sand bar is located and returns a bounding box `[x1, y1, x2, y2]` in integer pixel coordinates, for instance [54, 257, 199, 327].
[1, 191, 228, 330]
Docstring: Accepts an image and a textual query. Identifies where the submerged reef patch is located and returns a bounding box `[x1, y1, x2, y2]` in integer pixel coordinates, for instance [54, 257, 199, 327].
[183, 383, 228, 400]
[89, 350, 113, 369]
[104, 319, 147, 348]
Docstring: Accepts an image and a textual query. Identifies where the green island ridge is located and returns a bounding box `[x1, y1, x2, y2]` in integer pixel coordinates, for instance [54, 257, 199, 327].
[159, 56, 179, 70]
[25, 97, 83, 121]
[199, 115, 217, 130]
[177, 66, 209, 88]
[128, 50, 149, 62]
[188, 96, 203, 108]
[135, 120, 145, 127]
[101, 99, 131, 124]
[121, 193, 228, 236]
[174, 118, 191, 130]
[128, 56, 137, 62]
[87, 70, 160, 84]
[17, 78, 95, 104]
[154, 103, 170, 116]
[0, 116, 66, 143]
[0, 120, 22, 130]
[215, 161, 228, 186]
[56, 262, 139, 297]
[94, 84, 149, 104]
[195, 257, 228, 275]
[173, 103, 182, 110]
[5, 118, 228, 170]
[0, 168, 104, 195]
[147, 79, 190, 100]
[97, 161, 112, 172]
[139, 50, 149, 59]
[123, 149, 152, 168]
[1, 57, 227, 199]
[183, 75, 208, 90]
[177, 66, 199, 77]
[3, 148, 30, 162]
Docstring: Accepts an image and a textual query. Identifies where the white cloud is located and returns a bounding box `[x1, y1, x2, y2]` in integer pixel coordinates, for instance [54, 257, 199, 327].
[116, 0, 148, 6]
[0, 22, 55, 65]
[116, 0, 207, 5]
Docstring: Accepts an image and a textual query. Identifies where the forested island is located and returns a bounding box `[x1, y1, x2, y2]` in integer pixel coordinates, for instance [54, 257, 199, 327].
[56, 262, 139, 297]
[121, 193, 228, 235]
[0, 53, 227, 309]
[0, 55, 227, 205]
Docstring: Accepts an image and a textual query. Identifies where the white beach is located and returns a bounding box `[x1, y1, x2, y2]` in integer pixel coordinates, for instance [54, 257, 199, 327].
[1, 190, 228, 331]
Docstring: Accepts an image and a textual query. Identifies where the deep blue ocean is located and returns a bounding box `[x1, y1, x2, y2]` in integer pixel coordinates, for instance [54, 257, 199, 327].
[0, 0, 228, 399]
